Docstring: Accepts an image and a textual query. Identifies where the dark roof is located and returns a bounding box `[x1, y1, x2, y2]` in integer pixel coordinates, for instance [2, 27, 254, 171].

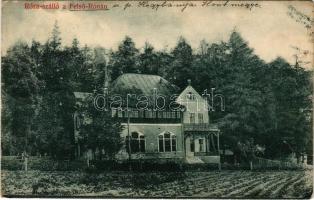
[111, 73, 179, 96]
[73, 74, 181, 108]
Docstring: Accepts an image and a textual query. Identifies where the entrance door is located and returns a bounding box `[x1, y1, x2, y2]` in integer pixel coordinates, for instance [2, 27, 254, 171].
[185, 136, 195, 157]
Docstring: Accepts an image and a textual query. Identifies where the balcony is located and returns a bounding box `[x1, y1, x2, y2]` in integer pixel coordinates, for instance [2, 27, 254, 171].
[183, 123, 219, 132]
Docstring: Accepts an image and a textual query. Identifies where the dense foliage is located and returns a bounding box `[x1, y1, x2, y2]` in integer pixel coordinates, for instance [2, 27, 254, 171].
[1, 22, 312, 162]
[78, 92, 124, 160]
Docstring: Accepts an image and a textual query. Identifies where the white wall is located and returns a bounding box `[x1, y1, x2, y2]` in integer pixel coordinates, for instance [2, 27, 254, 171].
[176, 86, 209, 124]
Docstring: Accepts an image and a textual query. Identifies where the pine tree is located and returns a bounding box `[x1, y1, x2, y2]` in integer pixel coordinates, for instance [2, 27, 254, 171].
[109, 36, 139, 80]
[2, 41, 39, 155]
[167, 37, 193, 89]
[138, 42, 158, 74]
[37, 23, 76, 159]
[218, 31, 266, 161]
[93, 46, 108, 90]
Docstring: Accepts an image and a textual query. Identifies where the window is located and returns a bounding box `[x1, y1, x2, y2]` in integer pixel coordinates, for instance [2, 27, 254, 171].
[198, 113, 204, 123]
[126, 132, 145, 153]
[139, 110, 144, 118]
[171, 112, 176, 119]
[176, 111, 181, 119]
[123, 110, 128, 118]
[190, 113, 195, 124]
[190, 138, 195, 152]
[134, 110, 139, 118]
[187, 92, 195, 100]
[111, 108, 117, 117]
[158, 132, 177, 152]
[118, 110, 123, 118]
[171, 135, 177, 151]
[139, 135, 145, 152]
[164, 133, 171, 152]
[158, 135, 164, 152]
[163, 111, 168, 119]
[158, 111, 163, 118]
[145, 110, 153, 118]
[199, 139, 204, 152]
[152, 111, 156, 118]
[128, 109, 139, 118]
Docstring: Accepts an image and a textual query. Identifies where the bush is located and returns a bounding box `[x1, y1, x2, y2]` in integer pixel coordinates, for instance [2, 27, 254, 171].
[1, 158, 24, 170]
[1, 157, 85, 171]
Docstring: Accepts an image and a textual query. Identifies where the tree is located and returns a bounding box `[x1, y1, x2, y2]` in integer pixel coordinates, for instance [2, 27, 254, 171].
[109, 36, 139, 80]
[37, 22, 76, 159]
[32, 95, 73, 158]
[79, 92, 124, 160]
[197, 39, 209, 56]
[93, 46, 108, 90]
[138, 42, 159, 74]
[1, 41, 39, 155]
[50, 21, 62, 51]
[155, 50, 173, 78]
[166, 37, 193, 89]
[66, 39, 95, 92]
[261, 58, 312, 160]
[192, 41, 229, 94]
[218, 31, 267, 160]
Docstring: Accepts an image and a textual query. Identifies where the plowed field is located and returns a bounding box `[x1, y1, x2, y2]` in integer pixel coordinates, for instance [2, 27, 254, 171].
[2, 170, 312, 198]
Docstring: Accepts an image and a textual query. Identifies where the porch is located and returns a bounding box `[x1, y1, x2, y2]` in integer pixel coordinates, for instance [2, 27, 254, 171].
[183, 123, 221, 168]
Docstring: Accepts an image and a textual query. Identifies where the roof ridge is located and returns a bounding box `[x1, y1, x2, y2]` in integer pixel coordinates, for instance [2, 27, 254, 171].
[121, 73, 162, 77]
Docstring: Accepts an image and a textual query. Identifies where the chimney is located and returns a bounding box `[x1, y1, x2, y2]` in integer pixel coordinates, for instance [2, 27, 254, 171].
[187, 79, 191, 86]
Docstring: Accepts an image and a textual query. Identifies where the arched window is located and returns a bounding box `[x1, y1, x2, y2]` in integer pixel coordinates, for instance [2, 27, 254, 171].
[126, 132, 145, 153]
[158, 132, 176, 152]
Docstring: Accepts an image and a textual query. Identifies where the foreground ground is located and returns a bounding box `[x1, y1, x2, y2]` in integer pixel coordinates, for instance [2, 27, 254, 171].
[1, 170, 313, 198]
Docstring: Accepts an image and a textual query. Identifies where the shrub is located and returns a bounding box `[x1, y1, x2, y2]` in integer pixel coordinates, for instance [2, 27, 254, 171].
[2, 158, 24, 170]
[1, 157, 85, 171]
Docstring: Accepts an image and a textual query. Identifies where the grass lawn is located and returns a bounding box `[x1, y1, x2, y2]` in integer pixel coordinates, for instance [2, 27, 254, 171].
[1, 169, 312, 198]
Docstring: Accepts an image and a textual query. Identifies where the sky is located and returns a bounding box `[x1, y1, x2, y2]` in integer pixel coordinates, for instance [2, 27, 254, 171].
[2, 1, 313, 68]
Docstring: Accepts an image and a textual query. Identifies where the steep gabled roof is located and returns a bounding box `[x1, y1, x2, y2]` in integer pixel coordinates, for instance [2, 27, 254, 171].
[111, 73, 180, 96]
[176, 85, 203, 103]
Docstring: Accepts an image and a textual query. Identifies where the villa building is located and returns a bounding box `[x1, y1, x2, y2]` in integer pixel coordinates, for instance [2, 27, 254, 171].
[73, 73, 221, 166]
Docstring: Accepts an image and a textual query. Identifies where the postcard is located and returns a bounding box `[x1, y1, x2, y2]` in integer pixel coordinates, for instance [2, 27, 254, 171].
[1, 0, 313, 198]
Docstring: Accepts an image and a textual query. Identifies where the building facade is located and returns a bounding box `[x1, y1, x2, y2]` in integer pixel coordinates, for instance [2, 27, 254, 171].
[74, 73, 220, 165]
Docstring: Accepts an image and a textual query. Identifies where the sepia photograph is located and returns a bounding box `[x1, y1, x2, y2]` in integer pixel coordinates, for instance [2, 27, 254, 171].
[1, 0, 313, 198]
